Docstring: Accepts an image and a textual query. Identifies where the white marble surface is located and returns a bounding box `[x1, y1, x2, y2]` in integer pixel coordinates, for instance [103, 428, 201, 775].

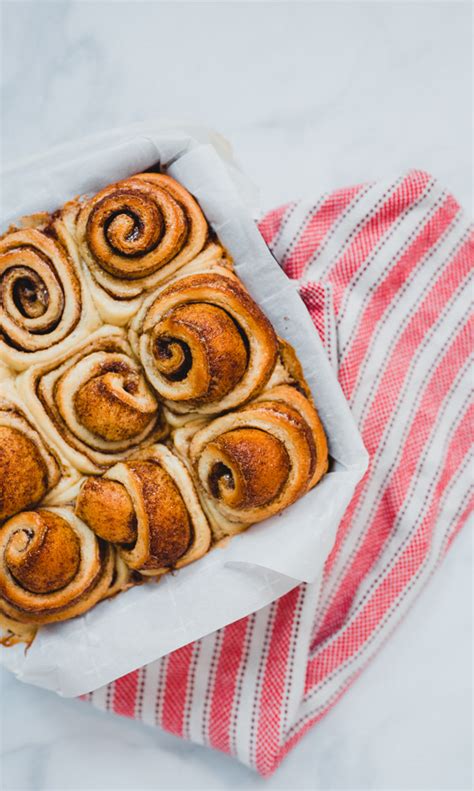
[1, 2, 472, 789]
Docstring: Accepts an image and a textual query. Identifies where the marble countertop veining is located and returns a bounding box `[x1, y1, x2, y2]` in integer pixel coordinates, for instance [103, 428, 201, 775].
[1, 2, 472, 790]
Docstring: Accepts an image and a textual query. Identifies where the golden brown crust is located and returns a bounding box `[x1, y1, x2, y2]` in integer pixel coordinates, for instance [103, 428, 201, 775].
[0, 508, 116, 625]
[73, 368, 157, 442]
[0, 427, 49, 521]
[131, 266, 278, 416]
[16, 326, 166, 474]
[153, 303, 248, 404]
[0, 168, 330, 639]
[77, 173, 208, 280]
[66, 173, 229, 326]
[186, 384, 328, 536]
[124, 460, 192, 569]
[0, 389, 61, 523]
[76, 478, 137, 544]
[5, 510, 81, 594]
[76, 463, 192, 568]
[255, 385, 328, 489]
[207, 428, 291, 509]
[0, 225, 99, 371]
[75, 444, 211, 575]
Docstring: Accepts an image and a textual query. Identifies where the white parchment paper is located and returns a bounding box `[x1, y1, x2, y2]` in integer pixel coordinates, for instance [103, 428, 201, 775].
[0, 123, 368, 697]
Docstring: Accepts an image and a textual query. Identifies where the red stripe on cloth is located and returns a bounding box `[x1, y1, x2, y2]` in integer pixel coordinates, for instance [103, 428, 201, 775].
[257, 203, 293, 247]
[160, 643, 195, 737]
[112, 670, 139, 718]
[315, 316, 472, 647]
[292, 475, 471, 758]
[83, 174, 473, 778]
[299, 282, 327, 345]
[338, 194, 460, 397]
[308, 402, 473, 689]
[207, 617, 249, 754]
[283, 185, 364, 279]
[322, 238, 472, 584]
[254, 587, 301, 775]
[328, 171, 431, 312]
[286, 484, 472, 761]
[266, 674, 358, 777]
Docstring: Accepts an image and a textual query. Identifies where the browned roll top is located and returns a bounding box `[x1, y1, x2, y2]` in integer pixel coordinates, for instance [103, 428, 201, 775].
[132, 267, 278, 415]
[153, 303, 248, 403]
[188, 385, 329, 530]
[72, 362, 157, 443]
[0, 508, 116, 625]
[17, 327, 165, 474]
[0, 224, 94, 370]
[0, 427, 49, 522]
[0, 167, 331, 641]
[207, 428, 291, 509]
[5, 510, 80, 594]
[0, 394, 60, 523]
[77, 462, 191, 569]
[76, 173, 210, 281]
[75, 445, 211, 575]
[76, 478, 137, 545]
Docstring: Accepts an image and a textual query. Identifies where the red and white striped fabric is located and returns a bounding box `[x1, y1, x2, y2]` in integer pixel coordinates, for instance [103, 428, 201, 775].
[83, 170, 473, 776]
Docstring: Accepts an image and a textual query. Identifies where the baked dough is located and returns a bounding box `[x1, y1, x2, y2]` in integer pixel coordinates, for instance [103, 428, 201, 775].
[0, 170, 329, 641]
[62, 173, 228, 325]
[130, 265, 278, 418]
[76, 444, 211, 575]
[0, 221, 99, 370]
[16, 326, 166, 474]
[0, 507, 129, 625]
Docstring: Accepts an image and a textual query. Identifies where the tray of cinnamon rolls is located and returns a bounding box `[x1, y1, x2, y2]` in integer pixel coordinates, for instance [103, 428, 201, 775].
[0, 126, 367, 695]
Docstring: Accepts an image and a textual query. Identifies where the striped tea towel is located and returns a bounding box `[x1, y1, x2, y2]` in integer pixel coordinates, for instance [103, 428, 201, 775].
[82, 170, 473, 776]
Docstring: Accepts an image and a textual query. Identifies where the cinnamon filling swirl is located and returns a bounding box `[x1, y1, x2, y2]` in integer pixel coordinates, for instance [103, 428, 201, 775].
[131, 267, 277, 415]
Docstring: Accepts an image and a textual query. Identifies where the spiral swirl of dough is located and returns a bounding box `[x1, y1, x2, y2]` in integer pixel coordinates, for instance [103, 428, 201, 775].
[75, 444, 211, 575]
[16, 326, 165, 474]
[186, 385, 328, 536]
[0, 225, 98, 370]
[0, 167, 330, 639]
[0, 508, 116, 625]
[0, 385, 61, 523]
[67, 173, 225, 325]
[130, 266, 278, 417]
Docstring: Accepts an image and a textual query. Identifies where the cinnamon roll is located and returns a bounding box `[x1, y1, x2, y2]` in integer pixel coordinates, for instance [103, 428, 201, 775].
[0, 221, 99, 371]
[75, 444, 211, 575]
[130, 266, 278, 419]
[0, 384, 61, 523]
[0, 165, 333, 643]
[182, 385, 328, 538]
[0, 507, 120, 625]
[16, 326, 166, 475]
[0, 539, 133, 645]
[62, 173, 227, 325]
